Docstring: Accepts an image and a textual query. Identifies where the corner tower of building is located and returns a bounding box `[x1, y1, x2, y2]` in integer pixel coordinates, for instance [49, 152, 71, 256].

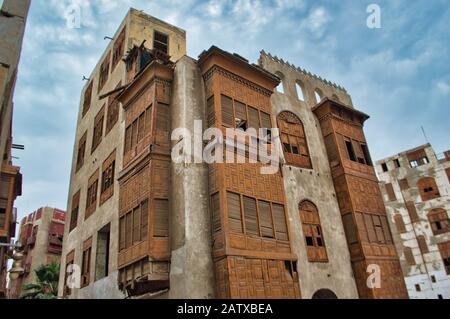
[58, 8, 186, 299]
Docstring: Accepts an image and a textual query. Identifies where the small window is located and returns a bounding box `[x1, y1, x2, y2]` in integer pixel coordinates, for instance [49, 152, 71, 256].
[275, 72, 285, 94]
[438, 294, 443, 299]
[410, 160, 419, 168]
[95, 224, 110, 281]
[314, 89, 323, 103]
[360, 143, 373, 166]
[381, 163, 388, 172]
[92, 106, 105, 153]
[394, 159, 401, 168]
[345, 139, 356, 162]
[415, 284, 421, 292]
[295, 81, 305, 101]
[153, 31, 168, 54]
[431, 275, 436, 283]
[82, 81, 93, 117]
[98, 53, 111, 92]
[76, 131, 87, 172]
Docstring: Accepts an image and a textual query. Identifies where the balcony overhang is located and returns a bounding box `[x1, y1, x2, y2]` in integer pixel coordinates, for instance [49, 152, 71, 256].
[312, 97, 370, 125]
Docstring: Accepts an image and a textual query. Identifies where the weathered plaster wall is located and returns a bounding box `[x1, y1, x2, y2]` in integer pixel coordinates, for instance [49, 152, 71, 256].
[377, 145, 450, 299]
[259, 53, 359, 299]
[169, 56, 215, 299]
[58, 9, 187, 299]
[0, 0, 30, 173]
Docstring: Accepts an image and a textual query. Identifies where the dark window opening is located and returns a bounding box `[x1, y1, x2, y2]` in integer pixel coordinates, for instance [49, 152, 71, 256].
[382, 163, 388, 172]
[431, 275, 436, 283]
[444, 258, 450, 275]
[95, 224, 110, 281]
[415, 284, 421, 292]
[283, 143, 291, 153]
[153, 31, 168, 54]
[292, 145, 299, 155]
[394, 159, 401, 168]
[306, 236, 314, 246]
[438, 294, 443, 299]
[345, 140, 356, 162]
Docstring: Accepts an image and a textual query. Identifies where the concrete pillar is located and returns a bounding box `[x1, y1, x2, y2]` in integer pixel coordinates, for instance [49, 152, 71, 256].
[169, 56, 215, 299]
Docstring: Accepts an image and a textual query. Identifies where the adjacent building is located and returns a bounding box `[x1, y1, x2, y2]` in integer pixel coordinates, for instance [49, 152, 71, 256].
[0, 0, 29, 298]
[377, 144, 450, 299]
[59, 8, 407, 299]
[8, 207, 65, 299]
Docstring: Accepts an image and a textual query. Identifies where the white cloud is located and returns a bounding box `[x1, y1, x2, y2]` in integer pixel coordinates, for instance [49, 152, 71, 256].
[303, 6, 330, 38]
[437, 81, 450, 95]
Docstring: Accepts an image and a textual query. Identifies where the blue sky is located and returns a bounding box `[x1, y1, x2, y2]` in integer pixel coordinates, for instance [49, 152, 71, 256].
[11, 0, 450, 223]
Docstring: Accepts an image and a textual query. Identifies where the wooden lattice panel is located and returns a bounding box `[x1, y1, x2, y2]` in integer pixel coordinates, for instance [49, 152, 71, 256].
[215, 256, 300, 299]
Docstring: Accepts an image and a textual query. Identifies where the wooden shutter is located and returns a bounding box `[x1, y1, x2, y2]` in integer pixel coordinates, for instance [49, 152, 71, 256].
[385, 183, 396, 201]
[133, 206, 141, 244]
[398, 179, 409, 191]
[227, 192, 243, 233]
[248, 106, 260, 129]
[355, 213, 368, 242]
[258, 201, 274, 238]
[406, 201, 419, 223]
[364, 214, 377, 242]
[138, 112, 145, 142]
[141, 199, 148, 240]
[126, 213, 132, 248]
[131, 119, 138, 148]
[207, 96, 215, 128]
[380, 216, 393, 244]
[156, 103, 170, 131]
[119, 216, 125, 251]
[272, 204, 288, 241]
[417, 235, 428, 254]
[70, 190, 80, 231]
[394, 214, 406, 233]
[372, 215, 385, 243]
[145, 105, 153, 135]
[243, 196, 259, 236]
[404, 247, 415, 265]
[234, 101, 247, 122]
[124, 125, 132, 154]
[221, 95, 234, 127]
[260, 112, 271, 129]
[153, 199, 169, 237]
[211, 193, 221, 233]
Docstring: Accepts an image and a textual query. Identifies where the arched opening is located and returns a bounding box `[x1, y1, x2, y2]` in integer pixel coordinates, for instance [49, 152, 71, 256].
[417, 177, 440, 201]
[314, 88, 324, 103]
[295, 81, 305, 101]
[299, 200, 327, 262]
[312, 289, 338, 299]
[275, 71, 285, 94]
[277, 111, 312, 169]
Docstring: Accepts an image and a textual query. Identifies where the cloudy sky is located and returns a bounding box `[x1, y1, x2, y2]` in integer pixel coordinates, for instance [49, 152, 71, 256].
[11, 0, 450, 222]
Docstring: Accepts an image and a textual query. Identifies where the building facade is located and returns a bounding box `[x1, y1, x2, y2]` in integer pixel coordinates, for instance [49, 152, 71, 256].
[58, 9, 186, 299]
[377, 144, 450, 299]
[8, 207, 65, 299]
[59, 9, 407, 299]
[0, 0, 29, 298]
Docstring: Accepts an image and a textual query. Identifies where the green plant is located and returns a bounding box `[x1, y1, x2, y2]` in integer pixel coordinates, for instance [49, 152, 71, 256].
[20, 261, 60, 299]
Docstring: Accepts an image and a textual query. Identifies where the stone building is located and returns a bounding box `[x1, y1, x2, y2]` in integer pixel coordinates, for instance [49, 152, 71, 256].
[377, 144, 450, 299]
[59, 8, 407, 299]
[58, 8, 186, 299]
[8, 207, 65, 299]
[0, 0, 29, 298]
